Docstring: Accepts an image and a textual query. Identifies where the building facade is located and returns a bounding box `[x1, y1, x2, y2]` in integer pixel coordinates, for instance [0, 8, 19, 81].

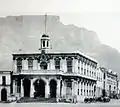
[0, 71, 11, 101]
[95, 67, 103, 97]
[100, 67, 118, 98]
[11, 34, 98, 102]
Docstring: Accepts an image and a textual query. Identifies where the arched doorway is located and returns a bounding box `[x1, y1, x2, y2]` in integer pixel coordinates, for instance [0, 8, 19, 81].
[34, 79, 45, 98]
[1, 88, 7, 101]
[23, 78, 31, 97]
[49, 79, 57, 98]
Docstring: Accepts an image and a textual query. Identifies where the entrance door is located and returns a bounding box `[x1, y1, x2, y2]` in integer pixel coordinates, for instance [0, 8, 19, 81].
[23, 78, 31, 97]
[34, 79, 45, 97]
[1, 88, 7, 101]
[50, 79, 57, 98]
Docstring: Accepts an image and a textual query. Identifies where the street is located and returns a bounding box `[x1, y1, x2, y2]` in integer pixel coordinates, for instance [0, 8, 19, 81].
[0, 99, 120, 107]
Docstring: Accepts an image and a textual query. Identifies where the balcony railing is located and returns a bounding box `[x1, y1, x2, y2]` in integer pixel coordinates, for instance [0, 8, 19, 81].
[20, 69, 64, 75]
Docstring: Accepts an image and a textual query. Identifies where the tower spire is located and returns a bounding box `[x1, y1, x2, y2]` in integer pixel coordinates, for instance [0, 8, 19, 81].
[44, 13, 47, 34]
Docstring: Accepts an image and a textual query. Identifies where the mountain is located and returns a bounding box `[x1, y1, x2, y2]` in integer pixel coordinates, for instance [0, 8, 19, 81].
[0, 15, 120, 78]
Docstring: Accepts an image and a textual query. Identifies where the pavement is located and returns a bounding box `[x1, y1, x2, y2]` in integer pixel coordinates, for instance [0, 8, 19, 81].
[0, 99, 120, 107]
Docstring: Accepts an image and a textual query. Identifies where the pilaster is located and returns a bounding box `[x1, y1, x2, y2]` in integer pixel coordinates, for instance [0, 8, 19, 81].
[33, 59, 38, 70]
[21, 79, 24, 97]
[22, 59, 28, 70]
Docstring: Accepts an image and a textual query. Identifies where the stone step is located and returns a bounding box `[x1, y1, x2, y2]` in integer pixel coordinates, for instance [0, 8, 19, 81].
[17, 97, 57, 103]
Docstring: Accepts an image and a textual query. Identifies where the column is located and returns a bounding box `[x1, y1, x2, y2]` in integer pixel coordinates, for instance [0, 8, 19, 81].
[21, 79, 24, 97]
[12, 60, 17, 72]
[33, 59, 38, 70]
[50, 59, 55, 69]
[86, 63, 87, 75]
[13, 80, 16, 95]
[47, 61, 50, 70]
[38, 60, 40, 70]
[30, 79, 34, 98]
[83, 62, 85, 75]
[57, 80, 61, 100]
[79, 60, 81, 74]
[45, 81, 50, 98]
[74, 59, 78, 73]
[61, 81, 66, 98]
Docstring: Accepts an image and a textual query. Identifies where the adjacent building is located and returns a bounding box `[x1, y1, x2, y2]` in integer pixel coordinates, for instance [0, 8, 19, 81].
[0, 71, 11, 101]
[95, 67, 103, 97]
[100, 67, 118, 98]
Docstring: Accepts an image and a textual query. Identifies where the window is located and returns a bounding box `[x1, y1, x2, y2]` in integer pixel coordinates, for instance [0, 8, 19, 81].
[81, 89, 83, 95]
[104, 73, 106, 79]
[87, 90, 88, 96]
[78, 89, 79, 95]
[92, 71, 93, 77]
[17, 59, 22, 72]
[84, 69, 86, 75]
[47, 41, 49, 47]
[2, 76, 6, 85]
[40, 61, 47, 70]
[87, 70, 89, 76]
[84, 89, 85, 96]
[67, 58, 72, 73]
[28, 58, 33, 70]
[90, 71, 91, 76]
[55, 59, 60, 69]
[43, 40, 45, 47]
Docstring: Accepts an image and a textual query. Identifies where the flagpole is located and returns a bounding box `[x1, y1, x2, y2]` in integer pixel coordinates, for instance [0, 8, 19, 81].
[44, 13, 47, 34]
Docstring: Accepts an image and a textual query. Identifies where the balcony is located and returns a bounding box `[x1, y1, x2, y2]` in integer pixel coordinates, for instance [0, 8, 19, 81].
[19, 69, 64, 75]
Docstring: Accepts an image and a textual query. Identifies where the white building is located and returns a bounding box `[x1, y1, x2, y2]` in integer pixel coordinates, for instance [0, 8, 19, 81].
[100, 67, 118, 98]
[0, 71, 11, 101]
[10, 34, 98, 102]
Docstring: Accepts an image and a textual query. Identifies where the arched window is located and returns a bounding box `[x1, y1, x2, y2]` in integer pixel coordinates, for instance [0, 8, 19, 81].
[67, 58, 72, 73]
[17, 58, 22, 72]
[43, 40, 45, 47]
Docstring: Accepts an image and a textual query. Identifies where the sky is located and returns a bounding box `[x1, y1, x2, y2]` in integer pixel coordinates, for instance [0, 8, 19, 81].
[0, 0, 120, 51]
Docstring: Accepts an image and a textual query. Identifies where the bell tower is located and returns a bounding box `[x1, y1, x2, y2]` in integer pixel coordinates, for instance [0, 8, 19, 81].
[40, 34, 50, 53]
[40, 13, 51, 53]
